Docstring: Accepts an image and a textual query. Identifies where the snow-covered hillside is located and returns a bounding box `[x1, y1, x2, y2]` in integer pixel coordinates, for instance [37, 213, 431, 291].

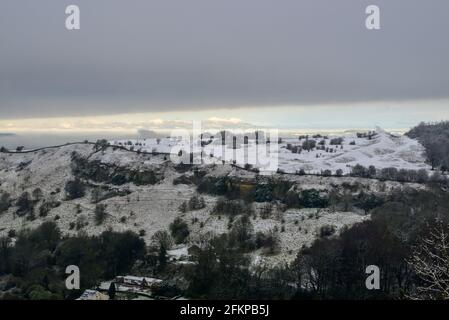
[278, 127, 429, 174]
[0, 137, 429, 266]
[111, 127, 430, 175]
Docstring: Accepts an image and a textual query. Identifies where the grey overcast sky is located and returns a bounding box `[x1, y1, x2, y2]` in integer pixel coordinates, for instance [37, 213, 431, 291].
[0, 0, 448, 119]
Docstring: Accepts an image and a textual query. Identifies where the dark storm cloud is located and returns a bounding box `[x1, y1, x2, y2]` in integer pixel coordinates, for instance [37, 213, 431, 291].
[0, 0, 448, 118]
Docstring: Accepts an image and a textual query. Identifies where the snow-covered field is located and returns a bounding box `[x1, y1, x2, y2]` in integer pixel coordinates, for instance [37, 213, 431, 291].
[110, 127, 430, 175]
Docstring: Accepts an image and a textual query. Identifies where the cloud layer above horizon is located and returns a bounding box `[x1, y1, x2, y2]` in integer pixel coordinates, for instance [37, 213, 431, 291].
[1, 0, 449, 120]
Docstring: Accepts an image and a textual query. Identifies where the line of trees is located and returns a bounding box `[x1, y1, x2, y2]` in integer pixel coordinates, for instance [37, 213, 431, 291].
[0, 223, 145, 299]
[350, 164, 433, 183]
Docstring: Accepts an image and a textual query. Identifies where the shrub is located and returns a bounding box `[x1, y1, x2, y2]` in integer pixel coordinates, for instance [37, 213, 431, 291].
[351, 164, 368, 178]
[179, 201, 188, 213]
[8, 229, 16, 238]
[0, 192, 11, 214]
[269, 179, 293, 200]
[416, 169, 429, 183]
[256, 230, 279, 254]
[212, 198, 253, 216]
[94, 204, 107, 225]
[152, 281, 182, 298]
[228, 215, 254, 250]
[302, 139, 316, 151]
[94, 139, 109, 150]
[322, 169, 332, 177]
[354, 192, 384, 214]
[39, 200, 61, 217]
[330, 137, 344, 145]
[299, 189, 328, 208]
[111, 174, 127, 185]
[397, 169, 410, 182]
[32, 188, 43, 201]
[76, 215, 88, 230]
[253, 184, 273, 202]
[244, 163, 253, 170]
[197, 176, 229, 195]
[259, 203, 273, 219]
[170, 217, 190, 244]
[284, 191, 300, 208]
[379, 167, 399, 181]
[151, 229, 172, 247]
[188, 195, 206, 210]
[319, 225, 336, 238]
[368, 165, 377, 178]
[173, 175, 193, 185]
[16, 192, 34, 217]
[65, 178, 86, 200]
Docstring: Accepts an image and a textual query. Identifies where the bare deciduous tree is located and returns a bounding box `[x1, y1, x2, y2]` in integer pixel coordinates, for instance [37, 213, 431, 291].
[409, 219, 449, 300]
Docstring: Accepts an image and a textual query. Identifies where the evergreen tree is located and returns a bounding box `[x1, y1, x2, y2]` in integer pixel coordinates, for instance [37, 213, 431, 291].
[158, 245, 167, 270]
[108, 282, 116, 300]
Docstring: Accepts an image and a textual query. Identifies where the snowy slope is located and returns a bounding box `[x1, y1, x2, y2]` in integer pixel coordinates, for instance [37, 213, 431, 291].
[0, 129, 431, 266]
[278, 127, 429, 174]
[111, 127, 430, 174]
